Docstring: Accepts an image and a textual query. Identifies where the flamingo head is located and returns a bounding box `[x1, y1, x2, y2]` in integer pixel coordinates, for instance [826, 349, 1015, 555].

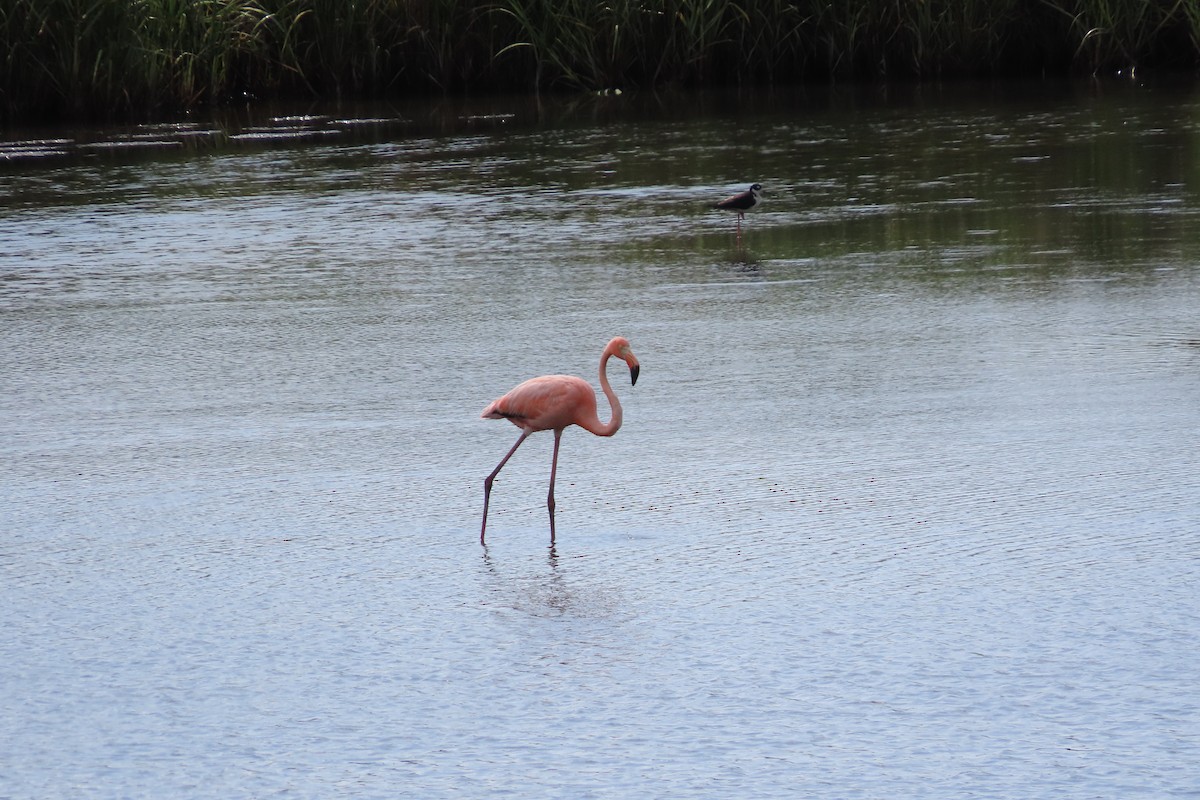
[607, 336, 640, 386]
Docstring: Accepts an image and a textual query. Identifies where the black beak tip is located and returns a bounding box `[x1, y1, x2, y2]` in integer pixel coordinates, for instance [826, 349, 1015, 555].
[630, 364, 640, 386]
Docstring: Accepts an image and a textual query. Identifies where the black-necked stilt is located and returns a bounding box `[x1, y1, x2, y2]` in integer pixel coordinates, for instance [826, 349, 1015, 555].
[714, 183, 763, 236]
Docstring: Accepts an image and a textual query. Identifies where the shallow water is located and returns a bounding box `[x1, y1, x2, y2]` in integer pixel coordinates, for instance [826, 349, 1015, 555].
[2, 81, 1199, 798]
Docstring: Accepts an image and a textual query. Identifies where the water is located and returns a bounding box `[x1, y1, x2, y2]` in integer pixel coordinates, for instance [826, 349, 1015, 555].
[2, 81, 1199, 798]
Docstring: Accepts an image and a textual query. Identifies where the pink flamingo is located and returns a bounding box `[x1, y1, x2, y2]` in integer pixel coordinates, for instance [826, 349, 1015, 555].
[480, 336, 641, 544]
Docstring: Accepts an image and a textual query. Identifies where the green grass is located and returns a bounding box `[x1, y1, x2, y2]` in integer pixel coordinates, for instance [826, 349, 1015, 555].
[2, 0, 1199, 122]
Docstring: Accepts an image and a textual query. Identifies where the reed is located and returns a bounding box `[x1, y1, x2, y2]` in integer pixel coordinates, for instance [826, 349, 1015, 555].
[2, 0, 1198, 122]
[493, 0, 658, 90]
[1037, 0, 1187, 73]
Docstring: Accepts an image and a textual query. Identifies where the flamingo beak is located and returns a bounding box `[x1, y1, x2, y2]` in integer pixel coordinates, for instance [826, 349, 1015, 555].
[630, 364, 640, 386]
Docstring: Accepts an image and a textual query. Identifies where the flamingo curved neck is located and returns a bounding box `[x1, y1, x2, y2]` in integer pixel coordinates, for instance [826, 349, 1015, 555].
[580, 351, 623, 437]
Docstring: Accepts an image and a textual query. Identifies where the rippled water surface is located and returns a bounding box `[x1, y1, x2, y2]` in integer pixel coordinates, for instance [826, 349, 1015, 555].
[3, 82, 1199, 798]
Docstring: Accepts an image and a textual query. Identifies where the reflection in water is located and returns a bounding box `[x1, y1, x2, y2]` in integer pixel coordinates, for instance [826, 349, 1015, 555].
[481, 544, 603, 619]
[535, 546, 573, 617]
[723, 251, 763, 275]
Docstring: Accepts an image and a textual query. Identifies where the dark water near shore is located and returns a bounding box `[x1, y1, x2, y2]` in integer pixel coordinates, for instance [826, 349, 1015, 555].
[2, 81, 1199, 798]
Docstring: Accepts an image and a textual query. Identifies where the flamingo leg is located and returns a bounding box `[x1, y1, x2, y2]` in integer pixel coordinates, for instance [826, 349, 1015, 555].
[547, 428, 563, 543]
[481, 430, 531, 544]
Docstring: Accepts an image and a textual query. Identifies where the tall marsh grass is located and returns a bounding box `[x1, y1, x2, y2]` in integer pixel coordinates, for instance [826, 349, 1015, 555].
[3, 0, 1199, 122]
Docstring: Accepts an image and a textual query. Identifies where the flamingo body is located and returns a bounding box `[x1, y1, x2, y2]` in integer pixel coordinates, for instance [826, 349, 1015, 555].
[482, 375, 601, 435]
[480, 336, 640, 544]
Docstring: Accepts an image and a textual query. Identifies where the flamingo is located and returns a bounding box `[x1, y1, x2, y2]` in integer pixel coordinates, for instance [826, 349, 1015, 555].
[714, 183, 764, 239]
[480, 336, 640, 544]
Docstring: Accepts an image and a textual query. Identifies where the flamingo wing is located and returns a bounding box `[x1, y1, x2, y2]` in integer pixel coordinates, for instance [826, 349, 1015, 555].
[482, 374, 596, 432]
